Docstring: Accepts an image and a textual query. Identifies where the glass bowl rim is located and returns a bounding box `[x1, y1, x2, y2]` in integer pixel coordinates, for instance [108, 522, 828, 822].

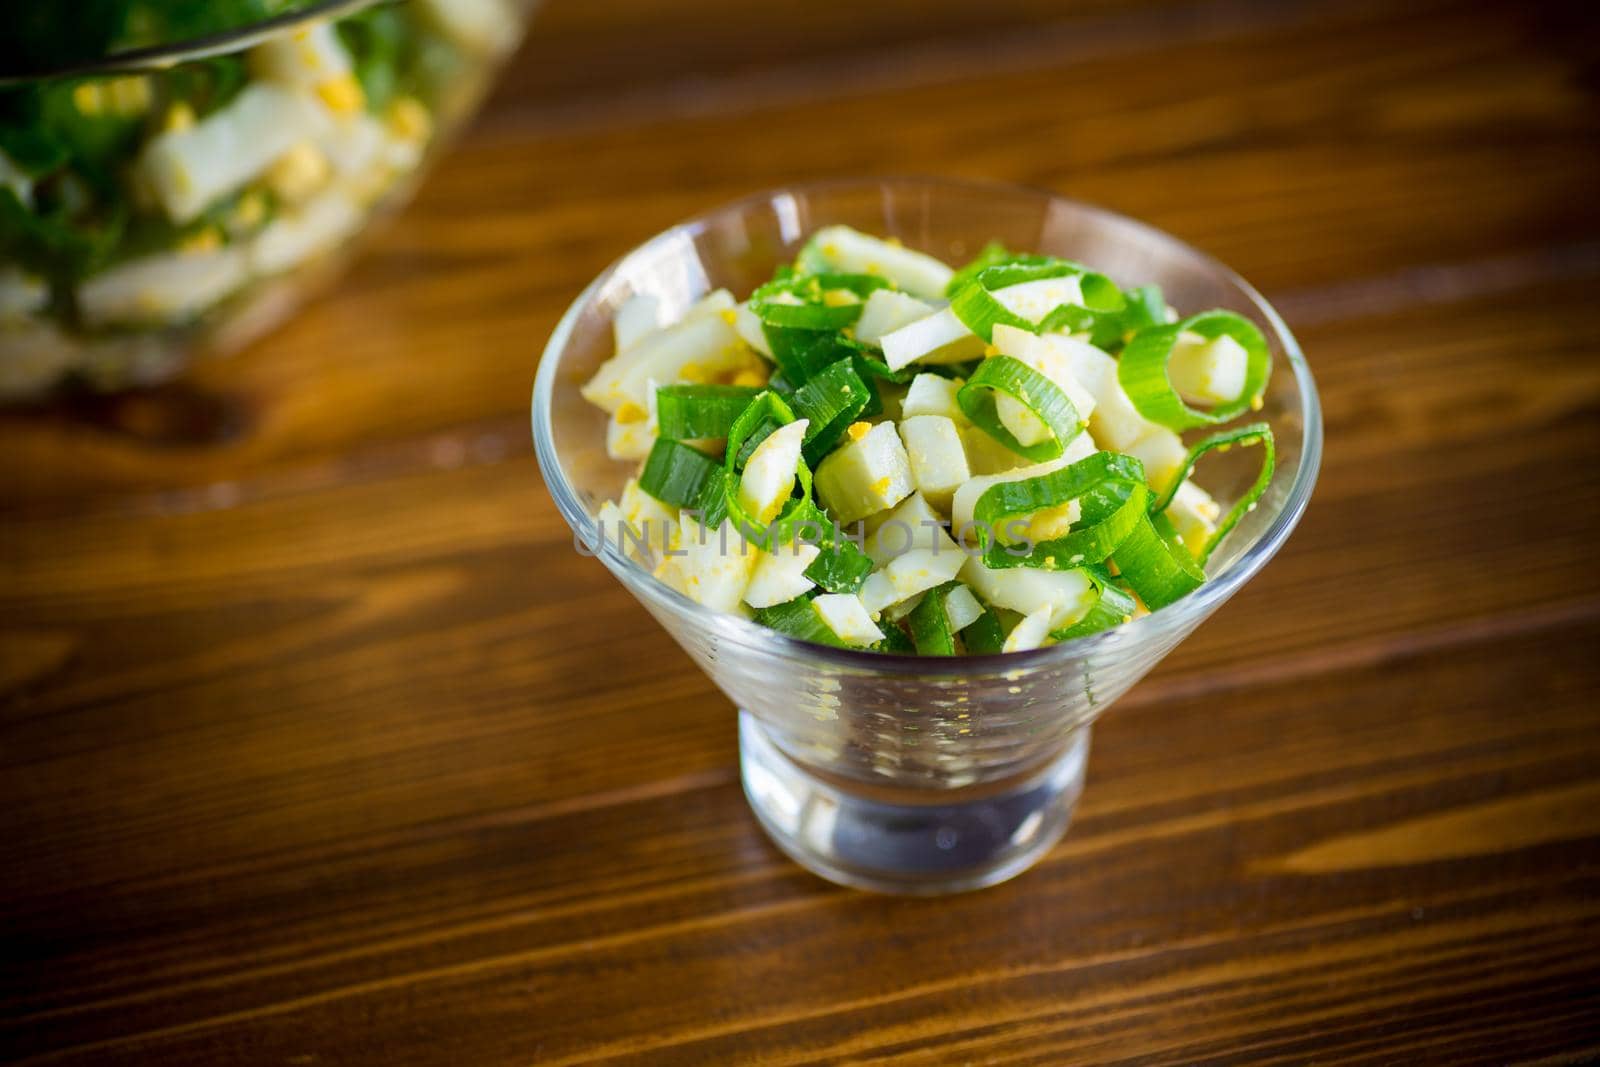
[531, 175, 1323, 678]
[0, 0, 383, 85]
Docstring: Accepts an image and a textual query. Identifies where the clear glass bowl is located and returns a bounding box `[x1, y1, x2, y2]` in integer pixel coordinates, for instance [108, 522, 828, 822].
[0, 0, 533, 400]
[532, 178, 1323, 894]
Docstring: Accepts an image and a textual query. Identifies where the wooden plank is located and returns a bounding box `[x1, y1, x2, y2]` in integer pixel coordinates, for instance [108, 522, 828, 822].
[483, 0, 1564, 132]
[490, 0, 1197, 109]
[2, 622, 1594, 1063]
[0, 273, 1595, 946]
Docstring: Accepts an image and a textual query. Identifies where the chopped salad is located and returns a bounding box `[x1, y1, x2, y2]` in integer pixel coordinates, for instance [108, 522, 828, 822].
[583, 226, 1275, 655]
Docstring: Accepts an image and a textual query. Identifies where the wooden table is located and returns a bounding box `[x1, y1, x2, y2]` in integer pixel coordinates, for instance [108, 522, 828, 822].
[4, 0, 1598, 1062]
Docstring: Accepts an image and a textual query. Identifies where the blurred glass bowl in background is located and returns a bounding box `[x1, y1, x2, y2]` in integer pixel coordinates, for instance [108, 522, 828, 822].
[0, 0, 534, 400]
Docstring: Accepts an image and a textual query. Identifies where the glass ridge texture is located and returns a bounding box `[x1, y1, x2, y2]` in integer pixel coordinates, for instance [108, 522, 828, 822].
[533, 178, 1322, 893]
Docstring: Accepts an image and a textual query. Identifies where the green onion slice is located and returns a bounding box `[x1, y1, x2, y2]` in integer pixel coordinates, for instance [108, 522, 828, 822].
[749, 271, 890, 331]
[959, 605, 1008, 654]
[789, 359, 872, 465]
[841, 335, 918, 384]
[972, 451, 1149, 570]
[753, 595, 848, 648]
[1119, 284, 1169, 333]
[948, 259, 1125, 342]
[722, 391, 811, 542]
[813, 272, 894, 298]
[753, 301, 858, 332]
[1029, 283, 1167, 352]
[760, 320, 908, 428]
[1111, 512, 1206, 610]
[655, 383, 762, 441]
[873, 622, 917, 655]
[763, 325, 855, 386]
[907, 581, 961, 656]
[724, 375, 798, 471]
[1051, 566, 1138, 641]
[958, 355, 1087, 462]
[1037, 303, 1125, 351]
[638, 438, 730, 528]
[806, 541, 873, 595]
[841, 339, 914, 419]
[772, 499, 872, 594]
[983, 260, 1125, 313]
[1149, 422, 1276, 566]
[731, 412, 785, 468]
[1116, 310, 1271, 431]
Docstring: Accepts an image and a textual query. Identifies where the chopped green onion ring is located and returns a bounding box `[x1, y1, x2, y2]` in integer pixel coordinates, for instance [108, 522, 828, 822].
[789, 359, 872, 465]
[655, 383, 762, 441]
[754, 301, 859, 332]
[763, 324, 855, 387]
[760, 319, 909, 428]
[959, 605, 1008, 655]
[1037, 303, 1125, 351]
[873, 622, 917, 655]
[753, 594, 848, 648]
[1111, 512, 1206, 610]
[722, 391, 812, 543]
[1051, 566, 1138, 641]
[1116, 309, 1272, 431]
[638, 438, 730, 528]
[1149, 422, 1276, 566]
[958, 355, 1087, 462]
[806, 541, 873, 594]
[774, 500, 873, 594]
[731, 411, 785, 468]
[971, 451, 1149, 570]
[840, 335, 918, 384]
[907, 581, 961, 656]
[810, 272, 895, 298]
[749, 271, 890, 331]
[1119, 284, 1169, 333]
[948, 259, 1125, 342]
[975, 260, 1125, 312]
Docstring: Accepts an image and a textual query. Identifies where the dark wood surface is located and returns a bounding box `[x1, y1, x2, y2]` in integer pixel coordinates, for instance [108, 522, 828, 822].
[4, 0, 1599, 1062]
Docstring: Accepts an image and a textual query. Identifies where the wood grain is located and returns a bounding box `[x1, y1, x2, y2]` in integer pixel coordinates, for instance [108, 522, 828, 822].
[2, 0, 1598, 1062]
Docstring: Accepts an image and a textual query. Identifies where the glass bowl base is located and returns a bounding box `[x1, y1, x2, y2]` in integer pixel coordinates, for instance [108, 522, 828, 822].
[739, 712, 1089, 895]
